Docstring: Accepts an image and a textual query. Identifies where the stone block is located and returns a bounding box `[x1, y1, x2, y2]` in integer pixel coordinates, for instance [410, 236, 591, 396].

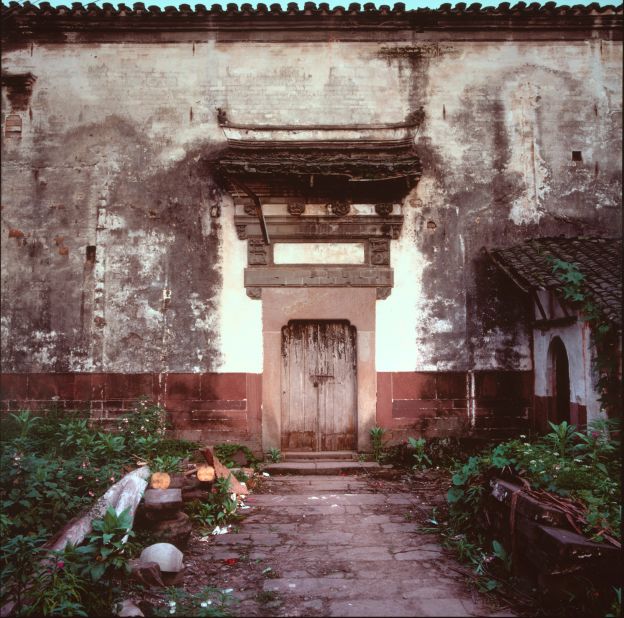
[143, 489, 183, 513]
[144, 511, 193, 550]
[128, 559, 165, 588]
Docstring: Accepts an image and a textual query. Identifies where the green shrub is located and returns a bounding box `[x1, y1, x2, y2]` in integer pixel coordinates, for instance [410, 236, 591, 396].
[186, 476, 238, 531]
[1, 401, 199, 613]
[437, 419, 621, 614]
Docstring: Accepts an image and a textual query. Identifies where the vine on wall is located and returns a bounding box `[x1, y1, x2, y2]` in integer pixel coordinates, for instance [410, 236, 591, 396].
[549, 257, 622, 416]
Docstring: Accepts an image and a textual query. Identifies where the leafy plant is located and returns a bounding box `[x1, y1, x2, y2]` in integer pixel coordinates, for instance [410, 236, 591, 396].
[214, 443, 259, 468]
[407, 437, 432, 470]
[0, 534, 46, 613]
[0, 400, 201, 615]
[369, 426, 386, 462]
[544, 420, 577, 457]
[549, 257, 622, 415]
[150, 455, 183, 474]
[438, 423, 621, 615]
[74, 507, 134, 611]
[186, 476, 238, 531]
[76, 507, 134, 581]
[267, 447, 281, 463]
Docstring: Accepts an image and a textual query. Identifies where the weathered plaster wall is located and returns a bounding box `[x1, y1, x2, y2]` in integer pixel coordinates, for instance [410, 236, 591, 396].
[378, 39, 622, 372]
[1, 37, 622, 375]
[533, 322, 598, 421]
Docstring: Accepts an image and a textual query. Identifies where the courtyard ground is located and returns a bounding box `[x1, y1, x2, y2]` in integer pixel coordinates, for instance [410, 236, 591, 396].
[168, 471, 518, 617]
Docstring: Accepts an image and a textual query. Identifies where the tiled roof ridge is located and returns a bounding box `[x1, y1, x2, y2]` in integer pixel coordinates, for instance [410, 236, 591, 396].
[1, 1, 622, 18]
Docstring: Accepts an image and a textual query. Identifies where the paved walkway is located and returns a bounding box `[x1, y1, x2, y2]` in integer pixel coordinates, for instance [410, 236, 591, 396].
[188, 474, 515, 617]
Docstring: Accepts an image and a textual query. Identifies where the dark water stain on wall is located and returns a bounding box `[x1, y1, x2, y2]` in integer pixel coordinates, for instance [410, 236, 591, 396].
[1, 113, 225, 372]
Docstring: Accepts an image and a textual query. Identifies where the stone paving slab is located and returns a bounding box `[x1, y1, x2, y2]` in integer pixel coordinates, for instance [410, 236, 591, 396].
[189, 474, 514, 617]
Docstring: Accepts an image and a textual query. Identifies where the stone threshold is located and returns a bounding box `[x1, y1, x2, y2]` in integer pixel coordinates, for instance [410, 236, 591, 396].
[264, 461, 380, 475]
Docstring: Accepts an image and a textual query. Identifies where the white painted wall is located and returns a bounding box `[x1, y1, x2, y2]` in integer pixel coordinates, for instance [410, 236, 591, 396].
[274, 242, 365, 265]
[219, 196, 263, 373]
[533, 317, 602, 423]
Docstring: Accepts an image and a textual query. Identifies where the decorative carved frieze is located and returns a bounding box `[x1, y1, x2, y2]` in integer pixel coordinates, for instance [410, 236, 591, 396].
[244, 203, 256, 216]
[234, 215, 403, 241]
[326, 200, 351, 217]
[245, 266, 393, 288]
[370, 239, 390, 265]
[287, 202, 306, 216]
[246, 287, 262, 300]
[375, 203, 393, 217]
[248, 239, 269, 265]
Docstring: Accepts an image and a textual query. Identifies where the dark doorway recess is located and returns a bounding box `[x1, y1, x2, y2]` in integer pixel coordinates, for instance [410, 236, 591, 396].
[549, 337, 570, 424]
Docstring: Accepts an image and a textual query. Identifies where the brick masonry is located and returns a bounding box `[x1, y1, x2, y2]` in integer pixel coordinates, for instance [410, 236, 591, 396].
[0, 372, 263, 451]
[533, 395, 587, 435]
[377, 370, 533, 440]
[1, 369, 532, 447]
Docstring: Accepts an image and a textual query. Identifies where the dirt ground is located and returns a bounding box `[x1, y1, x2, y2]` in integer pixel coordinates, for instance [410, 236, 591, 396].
[137, 469, 518, 617]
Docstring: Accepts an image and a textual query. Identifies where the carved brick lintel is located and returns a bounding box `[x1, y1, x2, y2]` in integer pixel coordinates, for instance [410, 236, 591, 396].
[246, 287, 262, 300]
[234, 215, 403, 241]
[245, 266, 393, 288]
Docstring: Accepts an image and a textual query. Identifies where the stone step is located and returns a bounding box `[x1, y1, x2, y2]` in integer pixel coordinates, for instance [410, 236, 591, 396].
[282, 451, 358, 461]
[264, 461, 380, 475]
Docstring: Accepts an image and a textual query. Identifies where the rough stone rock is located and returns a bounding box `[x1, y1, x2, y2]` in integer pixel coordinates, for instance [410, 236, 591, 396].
[128, 559, 165, 588]
[140, 543, 184, 573]
[116, 599, 144, 617]
[145, 511, 193, 550]
[143, 488, 183, 513]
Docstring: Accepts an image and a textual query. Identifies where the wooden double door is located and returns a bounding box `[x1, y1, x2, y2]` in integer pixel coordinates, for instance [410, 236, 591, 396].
[281, 320, 357, 452]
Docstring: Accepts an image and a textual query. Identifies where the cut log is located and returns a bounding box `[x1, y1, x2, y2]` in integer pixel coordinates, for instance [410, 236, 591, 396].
[200, 446, 249, 496]
[197, 464, 215, 482]
[150, 472, 171, 489]
[44, 466, 151, 552]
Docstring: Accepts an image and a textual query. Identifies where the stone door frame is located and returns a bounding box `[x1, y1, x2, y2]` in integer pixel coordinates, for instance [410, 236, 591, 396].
[261, 287, 377, 453]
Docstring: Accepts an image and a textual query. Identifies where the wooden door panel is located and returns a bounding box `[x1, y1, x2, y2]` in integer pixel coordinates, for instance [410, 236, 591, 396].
[281, 321, 356, 452]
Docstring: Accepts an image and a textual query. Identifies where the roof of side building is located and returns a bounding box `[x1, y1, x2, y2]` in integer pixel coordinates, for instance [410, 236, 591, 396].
[489, 237, 622, 327]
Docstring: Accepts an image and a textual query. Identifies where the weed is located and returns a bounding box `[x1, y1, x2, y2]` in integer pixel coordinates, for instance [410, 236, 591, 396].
[0, 400, 199, 613]
[369, 426, 386, 462]
[256, 590, 279, 604]
[150, 454, 183, 474]
[186, 477, 238, 531]
[267, 447, 282, 463]
[153, 586, 234, 617]
[407, 437, 432, 470]
[214, 443, 259, 469]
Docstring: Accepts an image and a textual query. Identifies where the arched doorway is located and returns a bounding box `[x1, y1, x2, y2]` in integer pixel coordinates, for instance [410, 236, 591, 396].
[549, 337, 570, 424]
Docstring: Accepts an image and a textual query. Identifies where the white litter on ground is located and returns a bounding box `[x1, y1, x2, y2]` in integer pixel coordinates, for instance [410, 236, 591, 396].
[212, 525, 230, 535]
